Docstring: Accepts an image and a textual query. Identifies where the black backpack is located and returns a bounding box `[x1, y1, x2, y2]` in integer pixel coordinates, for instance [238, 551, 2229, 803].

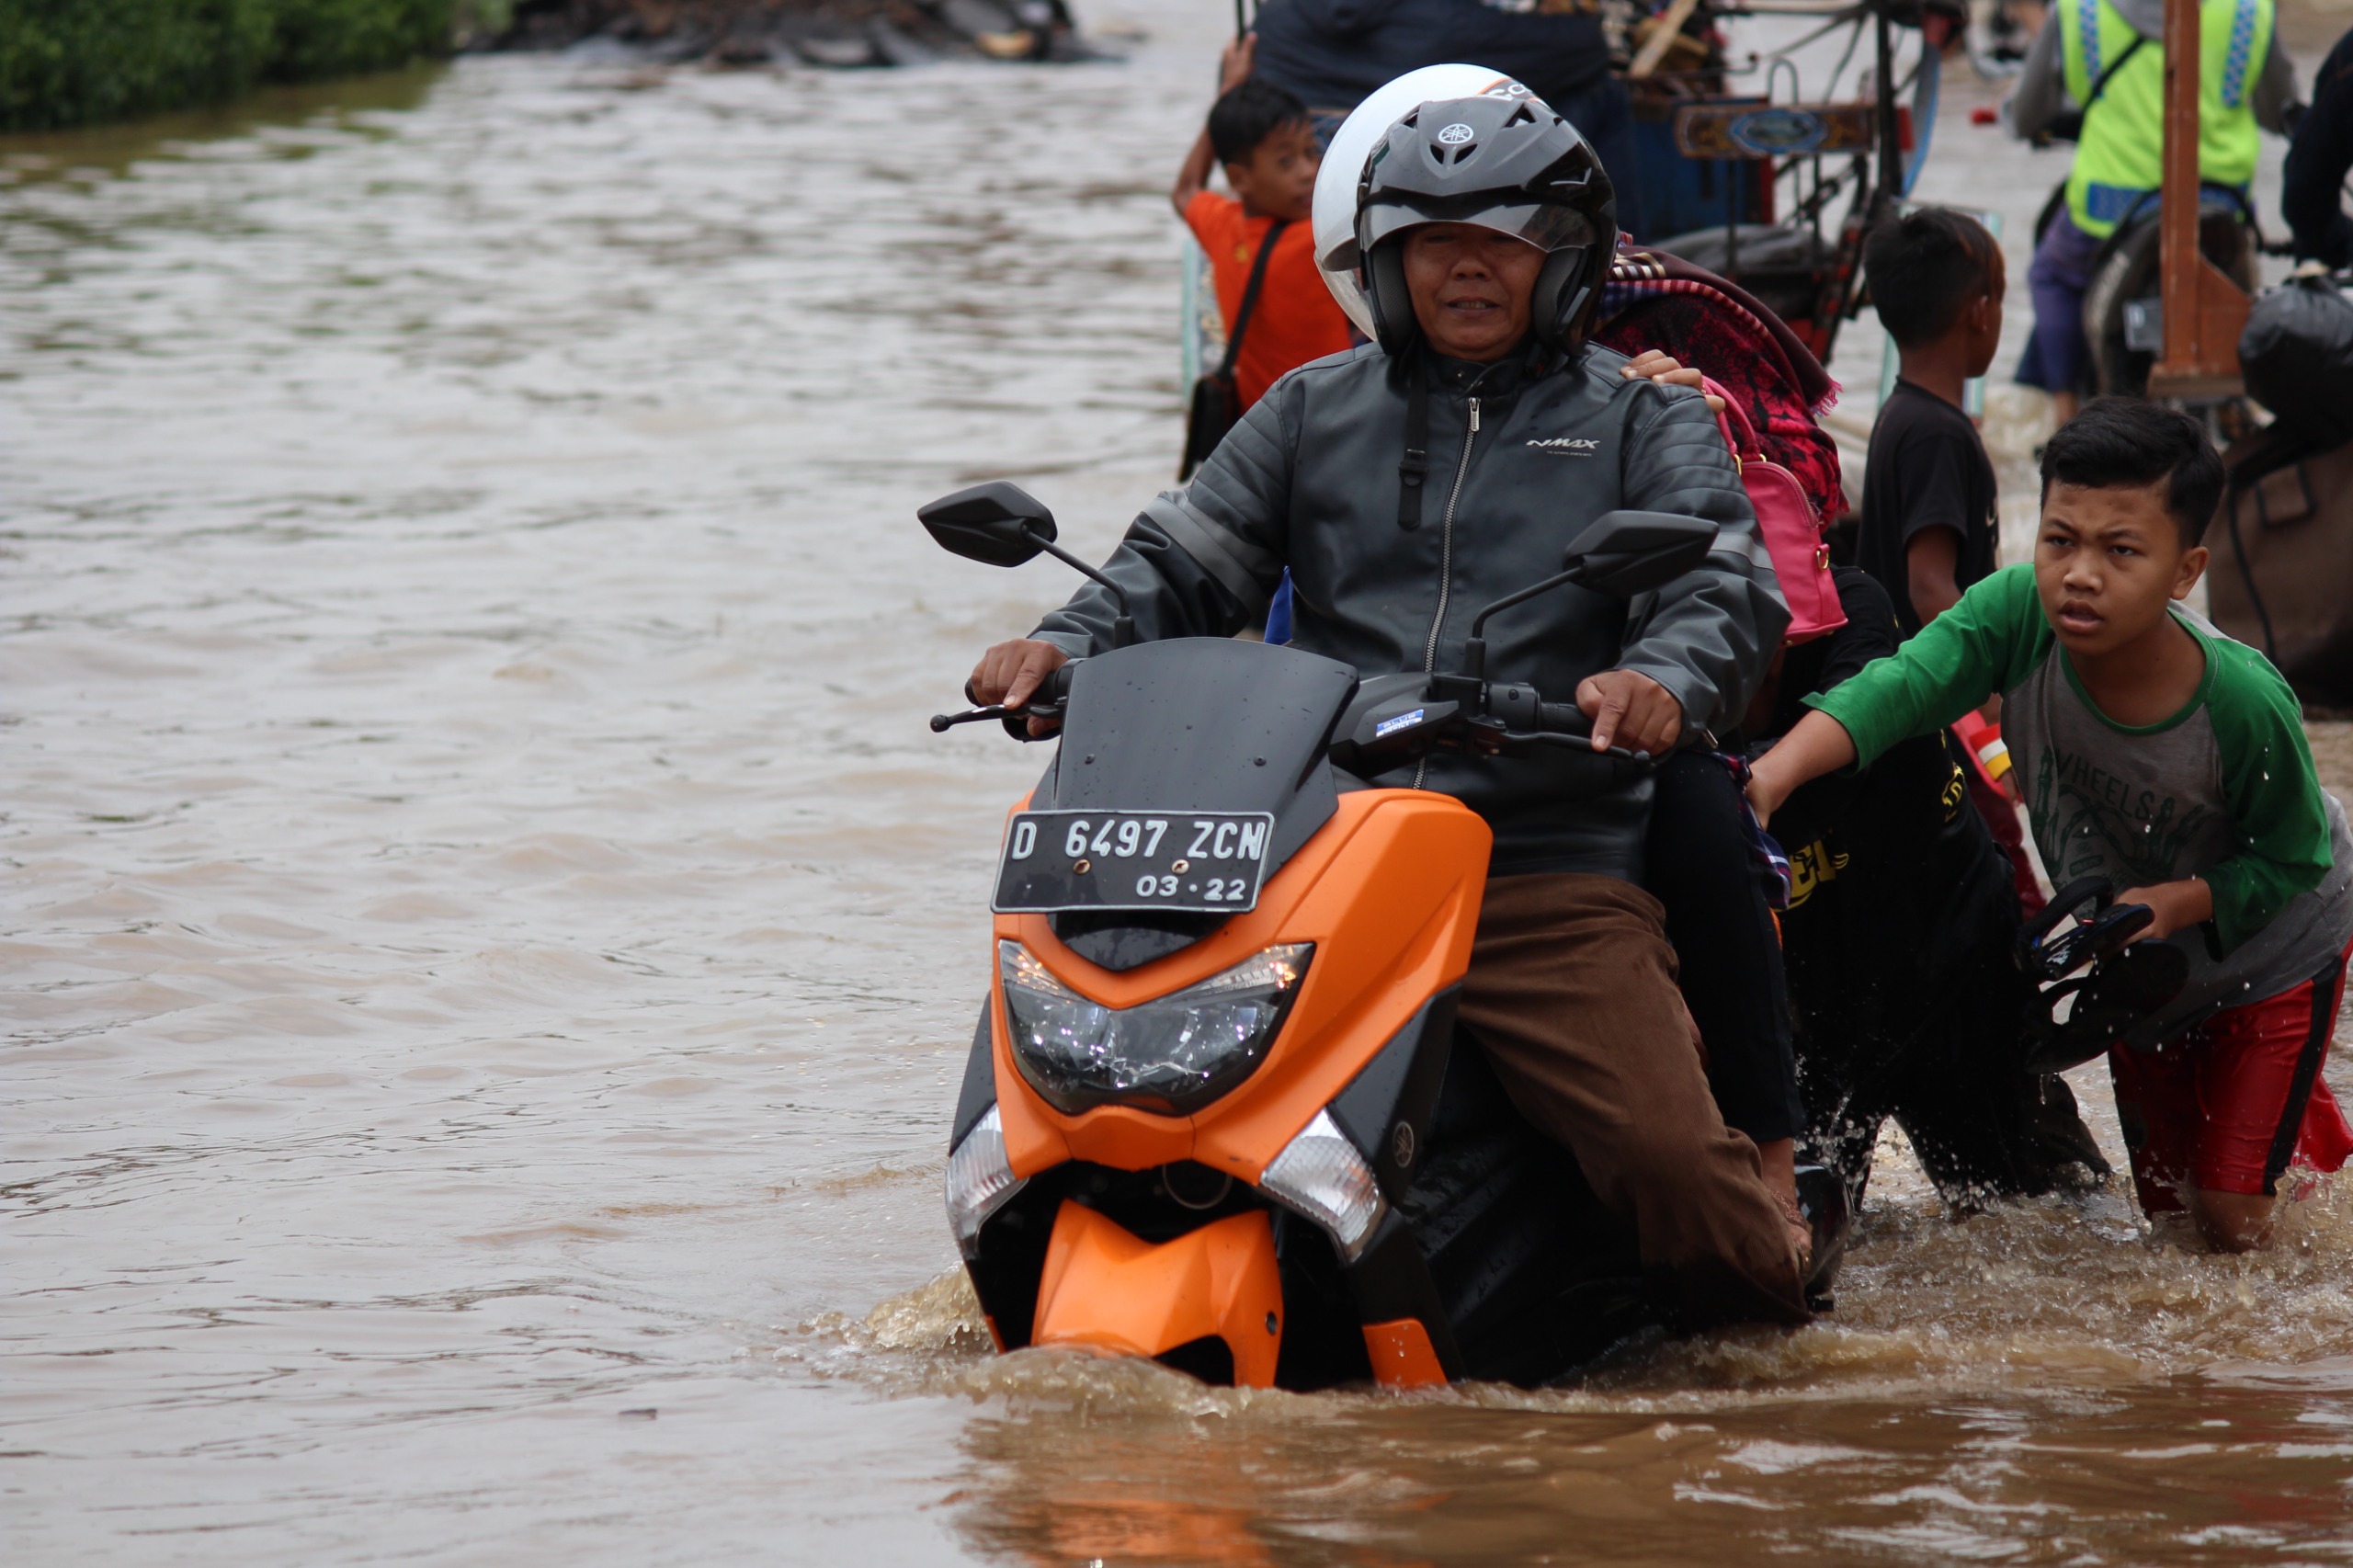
[2239, 273, 2353, 448]
[1180, 219, 1288, 482]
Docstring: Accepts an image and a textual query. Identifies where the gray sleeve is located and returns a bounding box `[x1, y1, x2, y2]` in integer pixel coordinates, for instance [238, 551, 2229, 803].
[1611, 386, 1790, 736]
[1030, 383, 1293, 657]
[2254, 30, 2298, 134]
[2007, 19, 2068, 141]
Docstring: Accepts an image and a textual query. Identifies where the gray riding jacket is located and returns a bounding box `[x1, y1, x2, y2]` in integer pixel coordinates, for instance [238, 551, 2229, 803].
[1032, 340, 1788, 881]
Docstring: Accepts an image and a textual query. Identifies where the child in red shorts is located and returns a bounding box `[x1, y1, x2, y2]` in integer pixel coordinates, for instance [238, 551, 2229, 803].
[1751, 399, 2353, 1252]
[1170, 37, 1354, 415]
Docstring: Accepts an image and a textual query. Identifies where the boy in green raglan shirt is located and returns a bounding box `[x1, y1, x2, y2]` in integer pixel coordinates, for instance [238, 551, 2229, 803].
[1748, 399, 2353, 1253]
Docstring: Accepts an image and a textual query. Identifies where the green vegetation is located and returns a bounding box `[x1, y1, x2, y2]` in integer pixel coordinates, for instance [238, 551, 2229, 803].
[0, 0, 458, 132]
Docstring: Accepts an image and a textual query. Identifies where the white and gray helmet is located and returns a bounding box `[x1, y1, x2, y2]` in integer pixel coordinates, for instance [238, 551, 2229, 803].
[1313, 68, 1619, 356]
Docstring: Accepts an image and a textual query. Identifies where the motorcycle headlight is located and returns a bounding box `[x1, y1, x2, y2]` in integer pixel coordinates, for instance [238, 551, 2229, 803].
[998, 939, 1313, 1116]
[1260, 1108, 1387, 1262]
[944, 1104, 1025, 1258]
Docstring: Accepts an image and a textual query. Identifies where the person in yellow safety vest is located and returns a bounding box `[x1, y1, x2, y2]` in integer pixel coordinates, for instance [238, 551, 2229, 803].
[2009, 0, 2298, 420]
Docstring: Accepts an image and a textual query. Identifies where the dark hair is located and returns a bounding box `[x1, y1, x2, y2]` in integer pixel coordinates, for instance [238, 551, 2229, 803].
[2039, 397, 2223, 547]
[1209, 80, 1310, 166]
[1863, 208, 1995, 347]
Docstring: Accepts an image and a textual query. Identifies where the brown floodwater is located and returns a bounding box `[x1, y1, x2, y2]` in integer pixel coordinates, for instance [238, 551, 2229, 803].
[5, 7, 2350, 1563]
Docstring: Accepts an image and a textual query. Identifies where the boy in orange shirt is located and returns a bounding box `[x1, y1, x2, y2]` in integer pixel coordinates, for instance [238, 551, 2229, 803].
[1170, 40, 1356, 414]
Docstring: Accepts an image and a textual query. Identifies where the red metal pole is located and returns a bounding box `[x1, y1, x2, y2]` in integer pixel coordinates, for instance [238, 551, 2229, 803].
[2157, 0, 2200, 371]
[2148, 0, 2248, 399]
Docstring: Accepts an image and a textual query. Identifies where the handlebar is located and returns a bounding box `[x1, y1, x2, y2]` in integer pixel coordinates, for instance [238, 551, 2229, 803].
[930, 661, 1078, 740]
[1535, 699, 1591, 736]
[928, 703, 1040, 733]
[931, 661, 1653, 765]
[1485, 686, 1652, 761]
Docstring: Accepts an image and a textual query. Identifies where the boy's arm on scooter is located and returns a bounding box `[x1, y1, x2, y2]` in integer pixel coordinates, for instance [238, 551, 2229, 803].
[1745, 710, 1858, 828]
[1751, 569, 2051, 824]
[1799, 565, 2050, 769]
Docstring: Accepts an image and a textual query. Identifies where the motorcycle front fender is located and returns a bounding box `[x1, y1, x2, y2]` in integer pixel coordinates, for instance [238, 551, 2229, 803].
[1029, 1200, 1285, 1387]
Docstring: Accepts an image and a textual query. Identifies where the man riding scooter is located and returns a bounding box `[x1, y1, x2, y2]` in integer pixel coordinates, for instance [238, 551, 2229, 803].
[967, 92, 1821, 1328]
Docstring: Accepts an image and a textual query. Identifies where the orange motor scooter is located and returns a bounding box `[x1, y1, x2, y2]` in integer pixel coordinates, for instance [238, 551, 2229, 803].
[927, 486, 1716, 1391]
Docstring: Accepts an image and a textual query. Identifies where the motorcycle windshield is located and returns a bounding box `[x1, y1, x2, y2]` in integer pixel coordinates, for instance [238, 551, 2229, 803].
[1047, 637, 1356, 892]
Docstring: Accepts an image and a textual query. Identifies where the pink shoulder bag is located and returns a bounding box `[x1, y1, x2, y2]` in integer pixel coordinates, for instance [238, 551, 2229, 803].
[1701, 376, 1845, 643]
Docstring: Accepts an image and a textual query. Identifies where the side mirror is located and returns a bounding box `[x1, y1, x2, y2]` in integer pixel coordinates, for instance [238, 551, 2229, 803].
[1561, 511, 1718, 598]
[918, 482, 1059, 567]
[918, 480, 1139, 648]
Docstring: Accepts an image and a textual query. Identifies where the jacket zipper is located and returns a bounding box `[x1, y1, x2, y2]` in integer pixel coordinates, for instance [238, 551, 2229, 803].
[1412, 394, 1481, 790]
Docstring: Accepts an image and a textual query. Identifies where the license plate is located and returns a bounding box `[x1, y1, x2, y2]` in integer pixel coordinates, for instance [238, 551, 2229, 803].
[992, 810, 1277, 915]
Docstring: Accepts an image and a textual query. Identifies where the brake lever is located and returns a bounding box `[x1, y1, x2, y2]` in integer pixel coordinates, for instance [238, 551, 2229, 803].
[1504, 729, 1653, 763]
[929, 702, 1063, 733]
[931, 705, 1015, 732]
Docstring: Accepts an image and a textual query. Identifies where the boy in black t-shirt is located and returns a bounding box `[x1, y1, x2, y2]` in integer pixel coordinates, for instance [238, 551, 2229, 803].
[1857, 210, 2041, 910]
[1858, 210, 2005, 638]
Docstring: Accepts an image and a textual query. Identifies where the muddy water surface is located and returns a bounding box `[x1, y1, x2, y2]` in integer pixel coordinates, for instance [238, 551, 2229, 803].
[6, 8, 2352, 1563]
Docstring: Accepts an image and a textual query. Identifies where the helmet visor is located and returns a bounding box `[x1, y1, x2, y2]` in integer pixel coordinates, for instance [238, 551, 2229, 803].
[1357, 196, 1605, 261]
